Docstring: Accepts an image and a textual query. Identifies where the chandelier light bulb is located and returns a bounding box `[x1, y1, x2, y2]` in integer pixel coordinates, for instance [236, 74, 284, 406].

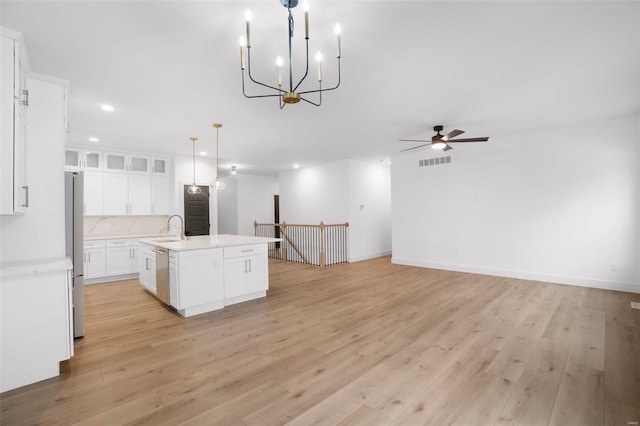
[276, 56, 283, 67]
[302, 1, 309, 12]
[239, 36, 246, 47]
[334, 23, 341, 35]
[315, 51, 322, 62]
[245, 9, 252, 22]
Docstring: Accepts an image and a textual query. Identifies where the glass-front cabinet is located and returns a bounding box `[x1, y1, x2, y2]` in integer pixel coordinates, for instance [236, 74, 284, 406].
[64, 147, 102, 170]
[151, 156, 169, 175]
[104, 152, 149, 174]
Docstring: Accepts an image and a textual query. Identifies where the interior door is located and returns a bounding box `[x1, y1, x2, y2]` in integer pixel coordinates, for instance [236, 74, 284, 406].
[184, 185, 210, 236]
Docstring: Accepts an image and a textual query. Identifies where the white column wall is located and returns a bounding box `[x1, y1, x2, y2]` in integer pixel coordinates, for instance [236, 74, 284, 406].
[236, 174, 278, 236]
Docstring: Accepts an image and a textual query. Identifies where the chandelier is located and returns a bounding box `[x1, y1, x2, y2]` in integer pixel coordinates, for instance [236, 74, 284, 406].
[239, 0, 342, 108]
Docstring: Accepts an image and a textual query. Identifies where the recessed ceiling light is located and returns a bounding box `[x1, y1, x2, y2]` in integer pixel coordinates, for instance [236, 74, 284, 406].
[200, 151, 207, 156]
[88, 137, 99, 142]
[293, 164, 300, 169]
[100, 104, 114, 112]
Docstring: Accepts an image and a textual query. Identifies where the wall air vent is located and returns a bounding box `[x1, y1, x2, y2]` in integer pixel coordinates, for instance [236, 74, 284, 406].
[418, 156, 452, 167]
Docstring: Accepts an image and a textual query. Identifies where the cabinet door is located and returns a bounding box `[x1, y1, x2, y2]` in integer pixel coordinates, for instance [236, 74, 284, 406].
[104, 152, 127, 172]
[64, 148, 81, 170]
[246, 255, 268, 293]
[13, 104, 27, 213]
[130, 244, 140, 273]
[151, 175, 170, 215]
[103, 173, 128, 215]
[83, 150, 102, 170]
[129, 155, 149, 174]
[223, 257, 248, 299]
[139, 252, 156, 293]
[169, 261, 177, 307]
[83, 172, 103, 215]
[106, 246, 133, 276]
[151, 156, 169, 175]
[128, 174, 151, 215]
[178, 249, 223, 309]
[84, 248, 106, 279]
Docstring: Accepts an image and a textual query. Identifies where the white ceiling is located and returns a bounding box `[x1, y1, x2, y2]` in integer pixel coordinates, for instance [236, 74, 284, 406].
[1, 1, 638, 176]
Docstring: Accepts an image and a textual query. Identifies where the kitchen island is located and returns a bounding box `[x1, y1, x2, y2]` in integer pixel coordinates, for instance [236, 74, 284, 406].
[138, 234, 281, 317]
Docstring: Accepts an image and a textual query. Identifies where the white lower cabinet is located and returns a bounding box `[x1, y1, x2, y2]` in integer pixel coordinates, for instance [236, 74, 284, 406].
[172, 248, 224, 316]
[1, 258, 74, 392]
[223, 244, 268, 305]
[84, 240, 106, 279]
[139, 244, 156, 294]
[105, 239, 138, 276]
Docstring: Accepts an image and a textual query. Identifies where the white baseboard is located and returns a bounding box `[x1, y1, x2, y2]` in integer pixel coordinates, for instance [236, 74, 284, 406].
[349, 250, 392, 263]
[391, 257, 640, 294]
[85, 273, 138, 285]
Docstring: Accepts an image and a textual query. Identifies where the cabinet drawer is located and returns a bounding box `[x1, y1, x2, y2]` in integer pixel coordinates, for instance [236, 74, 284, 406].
[84, 240, 106, 249]
[223, 244, 267, 259]
[106, 238, 132, 247]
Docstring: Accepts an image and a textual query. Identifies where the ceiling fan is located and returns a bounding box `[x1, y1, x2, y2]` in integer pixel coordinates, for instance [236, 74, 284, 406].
[399, 125, 489, 152]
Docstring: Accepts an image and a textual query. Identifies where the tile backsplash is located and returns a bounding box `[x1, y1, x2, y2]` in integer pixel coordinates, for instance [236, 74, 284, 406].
[84, 216, 170, 238]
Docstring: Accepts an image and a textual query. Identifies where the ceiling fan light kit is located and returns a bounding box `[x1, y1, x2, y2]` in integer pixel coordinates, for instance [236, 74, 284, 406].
[399, 125, 490, 152]
[239, 0, 342, 108]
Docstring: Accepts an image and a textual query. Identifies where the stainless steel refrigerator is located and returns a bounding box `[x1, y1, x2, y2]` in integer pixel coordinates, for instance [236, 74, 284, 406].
[65, 171, 85, 338]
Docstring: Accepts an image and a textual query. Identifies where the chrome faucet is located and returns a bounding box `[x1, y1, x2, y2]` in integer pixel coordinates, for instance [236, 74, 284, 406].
[167, 214, 189, 240]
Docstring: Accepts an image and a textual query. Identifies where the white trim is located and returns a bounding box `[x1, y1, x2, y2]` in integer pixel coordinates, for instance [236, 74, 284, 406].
[27, 72, 69, 87]
[349, 250, 392, 263]
[391, 257, 640, 294]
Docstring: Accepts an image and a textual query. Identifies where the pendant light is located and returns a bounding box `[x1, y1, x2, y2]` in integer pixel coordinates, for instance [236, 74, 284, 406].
[213, 123, 225, 190]
[188, 137, 201, 194]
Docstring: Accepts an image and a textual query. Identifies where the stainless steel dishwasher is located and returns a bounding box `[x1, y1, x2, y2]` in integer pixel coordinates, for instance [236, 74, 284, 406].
[154, 248, 170, 304]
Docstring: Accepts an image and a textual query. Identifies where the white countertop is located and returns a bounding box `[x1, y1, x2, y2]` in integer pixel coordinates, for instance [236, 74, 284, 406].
[85, 233, 170, 241]
[138, 234, 282, 251]
[1, 257, 73, 279]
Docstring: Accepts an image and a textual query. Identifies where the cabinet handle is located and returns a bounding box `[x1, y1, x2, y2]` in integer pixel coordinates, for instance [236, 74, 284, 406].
[21, 185, 29, 207]
[145, 258, 148, 270]
[244, 260, 247, 273]
[248, 259, 252, 273]
[83, 252, 86, 263]
[22, 89, 29, 107]
[88, 252, 91, 262]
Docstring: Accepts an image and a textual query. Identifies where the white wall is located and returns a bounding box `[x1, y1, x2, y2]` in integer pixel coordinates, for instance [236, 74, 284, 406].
[0, 78, 66, 262]
[279, 160, 349, 224]
[217, 175, 238, 235]
[391, 114, 640, 293]
[236, 174, 278, 236]
[173, 154, 217, 234]
[347, 160, 392, 262]
[279, 159, 392, 262]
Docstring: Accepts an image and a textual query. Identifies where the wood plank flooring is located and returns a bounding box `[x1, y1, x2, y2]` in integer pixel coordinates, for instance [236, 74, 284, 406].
[1, 256, 639, 425]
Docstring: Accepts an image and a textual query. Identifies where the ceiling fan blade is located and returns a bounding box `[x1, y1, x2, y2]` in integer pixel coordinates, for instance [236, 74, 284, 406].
[398, 139, 430, 143]
[442, 129, 464, 141]
[446, 137, 489, 143]
[443, 144, 453, 151]
[401, 144, 430, 152]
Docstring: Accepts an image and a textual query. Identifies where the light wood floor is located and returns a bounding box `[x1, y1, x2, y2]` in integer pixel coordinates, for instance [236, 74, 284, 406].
[2, 257, 640, 425]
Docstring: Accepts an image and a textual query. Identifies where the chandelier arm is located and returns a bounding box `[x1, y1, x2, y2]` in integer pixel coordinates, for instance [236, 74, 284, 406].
[288, 8, 294, 92]
[246, 47, 286, 93]
[300, 81, 322, 106]
[242, 70, 284, 99]
[298, 58, 341, 95]
[292, 38, 310, 93]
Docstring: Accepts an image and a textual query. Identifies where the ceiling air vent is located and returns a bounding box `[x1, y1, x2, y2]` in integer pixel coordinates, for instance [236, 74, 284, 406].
[418, 156, 451, 167]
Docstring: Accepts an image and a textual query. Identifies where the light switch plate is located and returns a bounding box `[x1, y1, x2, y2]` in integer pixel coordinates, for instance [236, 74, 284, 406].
[631, 301, 640, 310]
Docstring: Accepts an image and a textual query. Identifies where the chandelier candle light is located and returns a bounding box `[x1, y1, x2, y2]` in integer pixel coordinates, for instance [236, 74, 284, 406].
[239, 0, 342, 108]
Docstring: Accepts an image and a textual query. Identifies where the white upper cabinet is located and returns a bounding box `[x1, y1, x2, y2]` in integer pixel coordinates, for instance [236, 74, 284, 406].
[151, 156, 169, 175]
[1, 31, 29, 215]
[64, 147, 102, 171]
[128, 174, 151, 215]
[83, 172, 103, 215]
[105, 152, 150, 174]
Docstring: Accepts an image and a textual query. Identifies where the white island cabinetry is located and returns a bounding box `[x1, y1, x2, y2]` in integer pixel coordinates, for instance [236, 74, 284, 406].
[224, 244, 268, 305]
[138, 235, 280, 318]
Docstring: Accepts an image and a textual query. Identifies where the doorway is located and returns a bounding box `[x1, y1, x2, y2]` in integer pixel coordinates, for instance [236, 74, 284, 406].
[184, 185, 210, 236]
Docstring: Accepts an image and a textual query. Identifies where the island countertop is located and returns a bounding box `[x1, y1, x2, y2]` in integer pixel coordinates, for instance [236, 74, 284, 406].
[138, 234, 282, 251]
